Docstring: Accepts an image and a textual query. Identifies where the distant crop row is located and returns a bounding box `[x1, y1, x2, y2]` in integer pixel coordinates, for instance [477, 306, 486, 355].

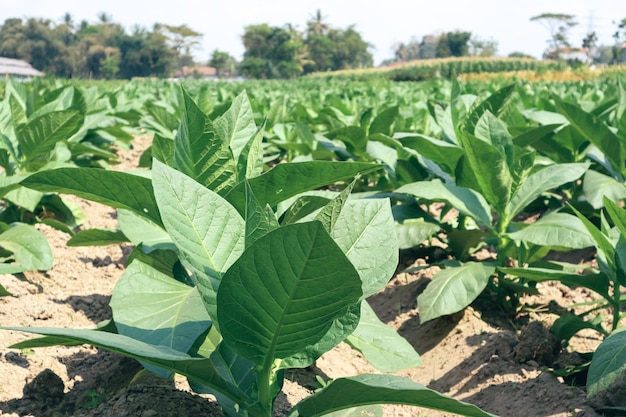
[309, 57, 568, 81]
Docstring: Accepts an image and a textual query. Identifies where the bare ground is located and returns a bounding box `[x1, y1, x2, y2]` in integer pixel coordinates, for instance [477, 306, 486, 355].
[0, 136, 613, 417]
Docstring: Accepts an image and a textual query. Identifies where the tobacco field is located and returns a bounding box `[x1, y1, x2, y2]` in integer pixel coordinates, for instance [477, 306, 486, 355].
[1, 72, 626, 416]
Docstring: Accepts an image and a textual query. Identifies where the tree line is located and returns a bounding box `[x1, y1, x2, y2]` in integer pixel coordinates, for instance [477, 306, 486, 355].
[1, 11, 624, 80]
[0, 13, 203, 79]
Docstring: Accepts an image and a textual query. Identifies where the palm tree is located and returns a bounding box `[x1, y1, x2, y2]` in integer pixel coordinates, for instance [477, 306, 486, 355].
[307, 9, 329, 36]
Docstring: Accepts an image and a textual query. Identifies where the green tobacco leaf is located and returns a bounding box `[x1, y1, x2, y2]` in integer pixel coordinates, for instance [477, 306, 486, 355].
[327, 126, 368, 155]
[417, 262, 494, 323]
[4, 186, 43, 212]
[243, 181, 278, 248]
[67, 229, 129, 247]
[395, 218, 440, 250]
[332, 199, 398, 298]
[397, 179, 492, 228]
[225, 161, 381, 215]
[280, 195, 331, 225]
[280, 303, 361, 370]
[506, 162, 589, 220]
[21, 168, 162, 227]
[499, 266, 610, 300]
[0, 284, 12, 296]
[464, 84, 515, 134]
[605, 197, 626, 236]
[398, 134, 464, 175]
[556, 97, 626, 179]
[152, 160, 245, 321]
[473, 111, 514, 165]
[127, 245, 180, 279]
[552, 313, 607, 343]
[587, 328, 626, 398]
[237, 121, 265, 181]
[214, 90, 258, 162]
[508, 213, 595, 249]
[458, 132, 511, 215]
[315, 179, 356, 234]
[9, 95, 27, 128]
[0, 223, 52, 271]
[570, 205, 616, 270]
[151, 134, 174, 166]
[291, 374, 496, 417]
[3, 326, 245, 403]
[17, 110, 84, 167]
[346, 301, 421, 372]
[174, 89, 236, 195]
[369, 106, 398, 136]
[447, 229, 487, 260]
[512, 124, 562, 147]
[111, 260, 211, 355]
[117, 209, 173, 252]
[217, 222, 362, 364]
[584, 171, 626, 209]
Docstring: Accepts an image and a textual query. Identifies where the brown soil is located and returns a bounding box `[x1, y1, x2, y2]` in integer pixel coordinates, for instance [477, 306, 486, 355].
[0, 136, 613, 417]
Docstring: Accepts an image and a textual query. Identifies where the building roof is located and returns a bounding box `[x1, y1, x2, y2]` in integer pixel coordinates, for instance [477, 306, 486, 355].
[0, 57, 44, 77]
[173, 65, 217, 78]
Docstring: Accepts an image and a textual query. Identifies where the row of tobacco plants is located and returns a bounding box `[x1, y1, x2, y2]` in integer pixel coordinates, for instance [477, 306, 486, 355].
[0, 73, 626, 415]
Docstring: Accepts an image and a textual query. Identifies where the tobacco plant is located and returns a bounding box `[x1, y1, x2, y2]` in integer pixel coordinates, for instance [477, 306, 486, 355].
[6, 89, 495, 417]
[383, 83, 590, 321]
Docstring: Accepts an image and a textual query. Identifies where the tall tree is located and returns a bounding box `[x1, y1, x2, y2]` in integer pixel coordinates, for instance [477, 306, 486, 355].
[530, 13, 578, 58]
[156, 23, 202, 68]
[240, 24, 304, 78]
[209, 49, 237, 77]
[446, 31, 472, 57]
[303, 12, 372, 73]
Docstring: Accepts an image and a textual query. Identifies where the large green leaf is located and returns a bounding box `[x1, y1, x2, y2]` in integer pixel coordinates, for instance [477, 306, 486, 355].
[587, 328, 626, 398]
[217, 221, 362, 364]
[3, 326, 245, 403]
[117, 209, 173, 252]
[397, 179, 493, 228]
[463, 84, 515, 134]
[279, 303, 361, 370]
[243, 181, 278, 248]
[499, 266, 610, 300]
[0, 223, 52, 271]
[66, 228, 129, 247]
[214, 90, 258, 162]
[4, 186, 43, 212]
[152, 160, 245, 321]
[369, 106, 398, 136]
[555, 97, 626, 179]
[111, 260, 211, 354]
[417, 262, 495, 323]
[332, 199, 398, 298]
[237, 121, 265, 181]
[173, 89, 237, 195]
[225, 161, 381, 215]
[21, 168, 162, 227]
[17, 110, 84, 168]
[291, 374, 496, 417]
[473, 111, 514, 166]
[508, 213, 595, 249]
[398, 134, 464, 175]
[346, 301, 421, 372]
[506, 162, 589, 220]
[457, 132, 511, 215]
[583, 170, 626, 209]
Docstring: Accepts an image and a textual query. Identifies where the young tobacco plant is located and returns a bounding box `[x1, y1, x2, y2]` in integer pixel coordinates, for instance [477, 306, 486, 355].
[388, 83, 590, 321]
[503, 196, 626, 403]
[7, 89, 495, 417]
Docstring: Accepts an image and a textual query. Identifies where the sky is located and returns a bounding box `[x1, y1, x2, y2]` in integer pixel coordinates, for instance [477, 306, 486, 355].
[3, 0, 626, 65]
